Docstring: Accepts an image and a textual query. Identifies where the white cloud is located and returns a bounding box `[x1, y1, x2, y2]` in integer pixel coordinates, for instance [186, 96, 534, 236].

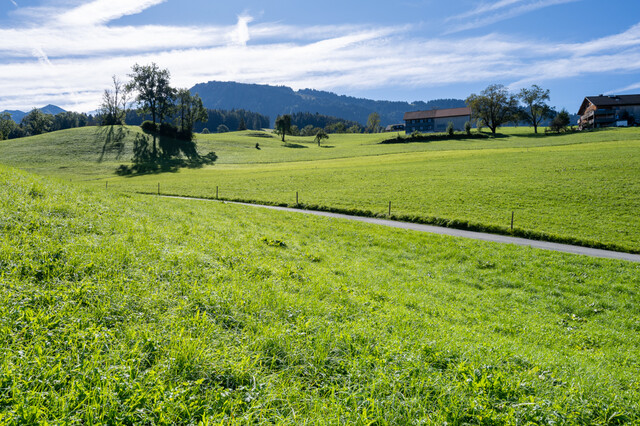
[9, 0, 18, 7]
[229, 15, 253, 47]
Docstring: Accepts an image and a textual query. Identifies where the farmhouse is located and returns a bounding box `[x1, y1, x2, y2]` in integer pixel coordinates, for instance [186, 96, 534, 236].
[578, 94, 640, 129]
[403, 107, 471, 133]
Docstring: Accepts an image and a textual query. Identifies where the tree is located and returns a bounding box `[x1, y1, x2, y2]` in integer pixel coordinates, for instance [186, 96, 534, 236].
[217, 124, 229, 133]
[518, 85, 553, 134]
[100, 76, 129, 126]
[21, 109, 53, 136]
[466, 84, 518, 135]
[0, 112, 17, 140]
[237, 117, 247, 131]
[175, 89, 208, 140]
[275, 114, 292, 142]
[314, 129, 329, 146]
[549, 109, 571, 133]
[366, 112, 381, 133]
[127, 63, 174, 126]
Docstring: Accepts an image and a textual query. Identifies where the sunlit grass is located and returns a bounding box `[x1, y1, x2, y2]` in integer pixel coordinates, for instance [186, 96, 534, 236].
[1, 165, 640, 423]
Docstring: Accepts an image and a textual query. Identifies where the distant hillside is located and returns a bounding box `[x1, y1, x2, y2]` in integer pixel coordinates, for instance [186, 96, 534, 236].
[189, 81, 465, 126]
[2, 105, 66, 123]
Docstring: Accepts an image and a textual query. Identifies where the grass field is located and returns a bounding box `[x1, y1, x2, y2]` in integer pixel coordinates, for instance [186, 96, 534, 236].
[1, 126, 638, 252]
[2, 164, 640, 424]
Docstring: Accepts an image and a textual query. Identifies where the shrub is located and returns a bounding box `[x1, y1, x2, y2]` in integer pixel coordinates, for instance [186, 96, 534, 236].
[201, 128, 210, 134]
[446, 121, 454, 136]
[141, 121, 157, 134]
[159, 122, 178, 138]
[464, 121, 472, 136]
[216, 125, 229, 133]
[549, 109, 571, 133]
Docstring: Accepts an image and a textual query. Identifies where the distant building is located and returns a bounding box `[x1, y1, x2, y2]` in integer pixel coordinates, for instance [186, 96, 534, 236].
[578, 94, 640, 130]
[403, 107, 471, 133]
[384, 124, 405, 132]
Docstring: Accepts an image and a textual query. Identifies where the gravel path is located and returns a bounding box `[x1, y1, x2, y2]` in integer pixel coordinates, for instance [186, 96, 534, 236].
[159, 195, 640, 263]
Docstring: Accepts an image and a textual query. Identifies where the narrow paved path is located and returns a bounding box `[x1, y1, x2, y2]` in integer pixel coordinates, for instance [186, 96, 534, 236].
[158, 195, 640, 263]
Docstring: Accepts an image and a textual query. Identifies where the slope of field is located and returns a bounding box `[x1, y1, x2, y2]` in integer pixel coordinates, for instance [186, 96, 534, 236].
[1, 127, 639, 252]
[1, 165, 640, 423]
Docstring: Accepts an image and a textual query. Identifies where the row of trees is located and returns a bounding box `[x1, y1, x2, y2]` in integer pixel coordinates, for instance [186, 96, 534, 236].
[466, 84, 571, 134]
[0, 110, 95, 140]
[274, 110, 383, 142]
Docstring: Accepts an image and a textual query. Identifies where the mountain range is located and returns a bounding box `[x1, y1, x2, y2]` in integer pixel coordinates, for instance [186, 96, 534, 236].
[2, 105, 66, 123]
[190, 81, 466, 126]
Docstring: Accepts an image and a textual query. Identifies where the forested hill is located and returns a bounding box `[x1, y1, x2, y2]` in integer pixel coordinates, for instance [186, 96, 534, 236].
[190, 81, 465, 126]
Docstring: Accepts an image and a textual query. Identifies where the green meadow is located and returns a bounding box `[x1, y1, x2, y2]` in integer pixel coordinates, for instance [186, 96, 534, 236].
[1, 126, 639, 252]
[1, 165, 640, 424]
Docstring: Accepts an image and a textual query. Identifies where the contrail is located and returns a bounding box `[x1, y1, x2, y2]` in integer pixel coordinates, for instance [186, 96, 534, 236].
[10, 0, 18, 6]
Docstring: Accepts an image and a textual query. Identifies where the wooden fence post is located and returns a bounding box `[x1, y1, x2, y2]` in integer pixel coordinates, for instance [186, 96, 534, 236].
[389, 201, 392, 217]
[511, 211, 514, 231]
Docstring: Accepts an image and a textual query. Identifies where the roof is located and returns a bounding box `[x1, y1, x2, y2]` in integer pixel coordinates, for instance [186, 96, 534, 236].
[578, 94, 640, 115]
[403, 107, 472, 121]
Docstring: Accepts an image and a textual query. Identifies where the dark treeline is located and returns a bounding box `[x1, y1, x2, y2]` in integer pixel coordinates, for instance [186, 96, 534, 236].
[122, 109, 269, 133]
[289, 112, 362, 134]
[0, 109, 98, 140]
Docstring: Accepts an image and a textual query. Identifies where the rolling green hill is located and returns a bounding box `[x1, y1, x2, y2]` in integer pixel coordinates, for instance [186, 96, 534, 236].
[1, 126, 638, 252]
[1, 164, 640, 423]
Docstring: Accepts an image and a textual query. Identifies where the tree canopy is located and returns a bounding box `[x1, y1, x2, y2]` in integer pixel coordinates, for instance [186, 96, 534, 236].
[127, 63, 174, 126]
[366, 112, 381, 133]
[518, 85, 553, 134]
[466, 84, 518, 134]
[314, 129, 329, 147]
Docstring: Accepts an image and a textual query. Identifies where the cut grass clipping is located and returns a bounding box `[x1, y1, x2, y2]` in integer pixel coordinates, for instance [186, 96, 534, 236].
[1, 165, 640, 423]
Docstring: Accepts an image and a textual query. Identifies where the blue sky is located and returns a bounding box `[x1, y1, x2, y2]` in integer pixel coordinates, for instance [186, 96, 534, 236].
[1, 0, 639, 113]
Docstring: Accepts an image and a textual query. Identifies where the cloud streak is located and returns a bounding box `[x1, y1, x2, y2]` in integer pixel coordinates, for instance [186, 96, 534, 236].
[445, 0, 582, 33]
[57, 0, 167, 26]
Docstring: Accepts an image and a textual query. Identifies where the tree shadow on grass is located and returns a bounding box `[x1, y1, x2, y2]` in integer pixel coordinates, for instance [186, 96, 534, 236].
[380, 133, 492, 144]
[115, 132, 217, 176]
[283, 143, 308, 149]
[514, 129, 579, 138]
[95, 125, 128, 162]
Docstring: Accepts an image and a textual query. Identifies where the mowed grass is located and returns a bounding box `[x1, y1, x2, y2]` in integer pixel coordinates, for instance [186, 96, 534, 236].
[1, 126, 640, 252]
[2, 165, 640, 424]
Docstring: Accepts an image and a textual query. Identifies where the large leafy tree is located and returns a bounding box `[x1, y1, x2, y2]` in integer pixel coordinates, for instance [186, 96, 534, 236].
[518, 85, 553, 133]
[127, 63, 174, 126]
[275, 114, 292, 142]
[466, 84, 518, 135]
